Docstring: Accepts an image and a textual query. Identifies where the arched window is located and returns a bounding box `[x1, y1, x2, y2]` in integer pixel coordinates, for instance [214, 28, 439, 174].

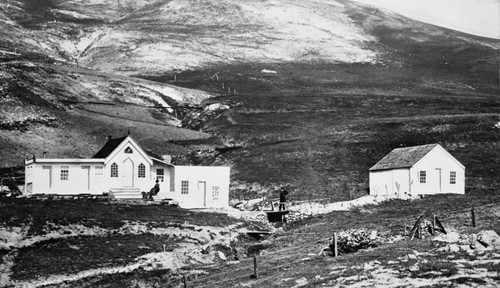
[138, 163, 145, 178]
[110, 163, 118, 178]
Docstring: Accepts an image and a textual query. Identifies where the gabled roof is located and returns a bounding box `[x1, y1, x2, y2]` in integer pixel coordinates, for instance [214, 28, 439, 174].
[92, 135, 172, 166]
[92, 136, 128, 158]
[369, 144, 439, 171]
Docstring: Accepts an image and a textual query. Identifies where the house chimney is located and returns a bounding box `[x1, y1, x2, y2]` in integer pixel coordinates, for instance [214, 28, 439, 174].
[42, 151, 48, 158]
[162, 155, 172, 164]
[106, 135, 112, 142]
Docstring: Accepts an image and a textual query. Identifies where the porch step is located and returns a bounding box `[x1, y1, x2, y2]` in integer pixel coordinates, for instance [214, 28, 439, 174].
[110, 188, 142, 199]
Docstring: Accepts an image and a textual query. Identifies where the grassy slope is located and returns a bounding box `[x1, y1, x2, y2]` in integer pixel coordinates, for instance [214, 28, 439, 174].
[0, 0, 499, 202]
[0, 0, 218, 168]
[22, 191, 498, 287]
[188, 192, 500, 287]
[0, 198, 241, 282]
[0, 198, 238, 234]
[12, 234, 181, 280]
[150, 1, 500, 201]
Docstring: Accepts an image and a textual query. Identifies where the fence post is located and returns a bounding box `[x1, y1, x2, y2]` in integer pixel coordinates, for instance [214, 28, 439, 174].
[471, 206, 476, 227]
[253, 256, 258, 278]
[333, 232, 338, 257]
[183, 274, 187, 288]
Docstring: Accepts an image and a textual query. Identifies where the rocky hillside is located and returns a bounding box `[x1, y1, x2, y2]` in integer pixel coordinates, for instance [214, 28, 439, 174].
[0, 0, 219, 167]
[1, 0, 499, 200]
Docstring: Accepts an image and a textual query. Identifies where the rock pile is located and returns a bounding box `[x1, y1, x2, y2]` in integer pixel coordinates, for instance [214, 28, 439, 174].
[324, 229, 380, 256]
[434, 230, 500, 253]
[286, 209, 318, 222]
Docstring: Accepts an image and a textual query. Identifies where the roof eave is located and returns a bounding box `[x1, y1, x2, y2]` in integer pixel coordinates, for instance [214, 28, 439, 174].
[369, 166, 412, 172]
[152, 157, 174, 167]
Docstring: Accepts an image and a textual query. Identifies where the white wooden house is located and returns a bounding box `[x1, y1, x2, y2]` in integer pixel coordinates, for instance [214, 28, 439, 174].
[369, 144, 465, 198]
[24, 135, 230, 208]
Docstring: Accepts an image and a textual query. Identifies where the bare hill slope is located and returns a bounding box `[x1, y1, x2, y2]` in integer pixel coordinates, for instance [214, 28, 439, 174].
[0, 0, 217, 167]
[0, 0, 499, 200]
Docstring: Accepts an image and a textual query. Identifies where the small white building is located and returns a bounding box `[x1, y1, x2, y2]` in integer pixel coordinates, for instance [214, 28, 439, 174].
[369, 144, 465, 198]
[24, 135, 230, 208]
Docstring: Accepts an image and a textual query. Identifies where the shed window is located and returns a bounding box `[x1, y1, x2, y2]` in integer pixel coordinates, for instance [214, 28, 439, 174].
[419, 171, 426, 184]
[181, 180, 189, 194]
[60, 166, 69, 181]
[450, 171, 456, 184]
[212, 186, 220, 200]
[138, 164, 145, 178]
[111, 163, 118, 178]
[156, 169, 164, 182]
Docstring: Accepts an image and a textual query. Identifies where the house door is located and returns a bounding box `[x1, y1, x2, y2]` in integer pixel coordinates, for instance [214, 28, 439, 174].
[40, 166, 52, 193]
[198, 181, 206, 207]
[123, 158, 134, 187]
[435, 168, 442, 192]
[81, 166, 91, 192]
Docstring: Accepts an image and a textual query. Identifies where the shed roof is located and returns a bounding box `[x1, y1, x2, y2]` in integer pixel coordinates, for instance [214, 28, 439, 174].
[369, 144, 439, 171]
[92, 136, 127, 158]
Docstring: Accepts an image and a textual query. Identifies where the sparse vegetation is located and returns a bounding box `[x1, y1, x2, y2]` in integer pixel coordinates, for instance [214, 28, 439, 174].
[186, 191, 500, 287]
[1, 0, 499, 287]
[0, 198, 239, 234]
[12, 234, 180, 280]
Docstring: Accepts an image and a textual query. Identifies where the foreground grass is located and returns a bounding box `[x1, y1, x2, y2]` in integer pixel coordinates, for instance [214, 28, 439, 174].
[4, 191, 497, 287]
[0, 198, 243, 284]
[0, 198, 239, 235]
[12, 234, 180, 280]
[187, 191, 500, 287]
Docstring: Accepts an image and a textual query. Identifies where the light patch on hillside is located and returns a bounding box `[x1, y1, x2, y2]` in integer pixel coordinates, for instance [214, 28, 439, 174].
[352, 0, 500, 39]
[57, 0, 159, 21]
[50, 9, 92, 20]
[78, 0, 377, 75]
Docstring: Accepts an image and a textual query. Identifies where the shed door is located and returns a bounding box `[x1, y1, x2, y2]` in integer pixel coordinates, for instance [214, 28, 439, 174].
[40, 166, 52, 193]
[435, 168, 442, 192]
[198, 181, 207, 207]
[81, 166, 91, 192]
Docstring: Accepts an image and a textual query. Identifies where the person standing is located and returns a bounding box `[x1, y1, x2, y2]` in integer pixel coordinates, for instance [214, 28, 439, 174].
[279, 187, 289, 211]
